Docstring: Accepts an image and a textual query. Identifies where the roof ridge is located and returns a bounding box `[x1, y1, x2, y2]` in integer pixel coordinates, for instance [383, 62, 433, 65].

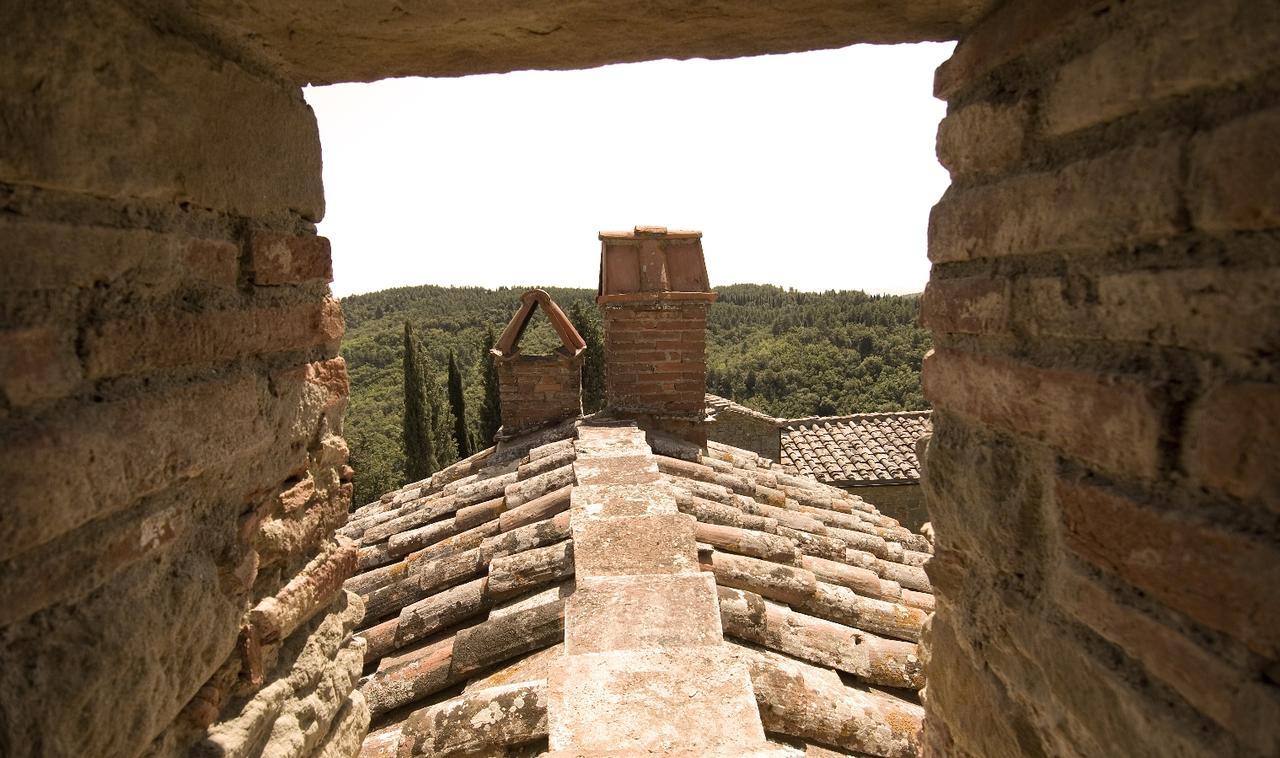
[782, 409, 932, 427]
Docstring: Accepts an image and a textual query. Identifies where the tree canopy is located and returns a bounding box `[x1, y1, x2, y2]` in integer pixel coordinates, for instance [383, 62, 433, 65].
[341, 284, 929, 507]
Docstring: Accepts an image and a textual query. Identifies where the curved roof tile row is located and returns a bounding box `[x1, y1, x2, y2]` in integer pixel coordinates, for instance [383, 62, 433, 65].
[341, 419, 934, 757]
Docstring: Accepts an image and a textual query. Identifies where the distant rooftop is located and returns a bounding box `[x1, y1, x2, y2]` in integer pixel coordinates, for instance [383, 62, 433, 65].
[782, 411, 932, 485]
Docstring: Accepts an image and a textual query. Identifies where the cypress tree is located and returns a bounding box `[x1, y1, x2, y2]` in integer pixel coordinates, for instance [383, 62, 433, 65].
[446, 352, 472, 457]
[568, 299, 605, 413]
[477, 325, 502, 445]
[404, 321, 457, 481]
[403, 321, 434, 481]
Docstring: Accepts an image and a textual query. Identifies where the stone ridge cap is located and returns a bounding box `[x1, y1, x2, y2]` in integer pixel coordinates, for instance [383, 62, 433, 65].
[705, 393, 783, 425]
[781, 409, 933, 427]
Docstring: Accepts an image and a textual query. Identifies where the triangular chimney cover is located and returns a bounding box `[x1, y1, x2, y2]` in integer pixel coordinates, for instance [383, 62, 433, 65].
[493, 289, 587, 358]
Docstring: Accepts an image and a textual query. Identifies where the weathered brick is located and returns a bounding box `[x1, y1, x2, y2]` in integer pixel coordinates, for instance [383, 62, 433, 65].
[1189, 108, 1280, 232]
[936, 101, 1029, 176]
[84, 297, 343, 378]
[0, 217, 239, 295]
[1059, 568, 1280, 753]
[0, 325, 82, 407]
[1043, 0, 1280, 136]
[247, 231, 333, 285]
[934, 0, 1094, 99]
[922, 349, 1163, 478]
[1057, 477, 1280, 659]
[0, 374, 280, 560]
[0, 501, 182, 627]
[1, 1, 323, 219]
[1019, 267, 1280, 356]
[929, 138, 1182, 263]
[920, 276, 1009, 335]
[1183, 382, 1280, 511]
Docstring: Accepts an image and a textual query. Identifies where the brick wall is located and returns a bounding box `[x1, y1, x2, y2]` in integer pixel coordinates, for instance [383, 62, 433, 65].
[920, 0, 1280, 755]
[496, 352, 584, 436]
[0, 3, 365, 756]
[603, 302, 709, 419]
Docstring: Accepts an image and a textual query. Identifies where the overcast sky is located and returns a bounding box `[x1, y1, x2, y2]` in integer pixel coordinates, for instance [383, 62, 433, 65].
[306, 42, 954, 298]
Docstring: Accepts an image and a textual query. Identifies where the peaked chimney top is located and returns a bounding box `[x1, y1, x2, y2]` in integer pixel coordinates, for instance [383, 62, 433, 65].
[490, 289, 585, 439]
[492, 288, 586, 358]
[598, 226, 713, 302]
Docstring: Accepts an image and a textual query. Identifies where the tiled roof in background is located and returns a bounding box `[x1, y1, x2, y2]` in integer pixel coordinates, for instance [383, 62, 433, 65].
[781, 412, 932, 484]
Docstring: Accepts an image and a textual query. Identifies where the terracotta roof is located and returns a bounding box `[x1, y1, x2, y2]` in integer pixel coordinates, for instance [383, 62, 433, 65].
[341, 419, 933, 757]
[780, 412, 932, 485]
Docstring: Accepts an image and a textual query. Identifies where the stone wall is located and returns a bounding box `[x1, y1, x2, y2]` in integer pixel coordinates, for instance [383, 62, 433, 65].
[920, 0, 1280, 755]
[843, 483, 927, 533]
[0, 2, 365, 756]
[706, 405, 781, 461]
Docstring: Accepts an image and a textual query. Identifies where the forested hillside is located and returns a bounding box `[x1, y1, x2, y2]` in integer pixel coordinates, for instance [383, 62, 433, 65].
[339, 284, 930, 506]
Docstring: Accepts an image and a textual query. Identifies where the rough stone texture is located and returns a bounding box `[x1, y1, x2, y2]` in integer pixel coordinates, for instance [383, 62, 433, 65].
[0, 0, 323, 220]
[922, 0, 1280, 754]
[0, 3, 360, 756]
[150, 0, 997, 85]
[706, 394, 782, 460]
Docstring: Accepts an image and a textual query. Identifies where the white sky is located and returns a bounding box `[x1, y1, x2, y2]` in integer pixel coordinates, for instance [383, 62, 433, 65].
[306, 42, 955, 298]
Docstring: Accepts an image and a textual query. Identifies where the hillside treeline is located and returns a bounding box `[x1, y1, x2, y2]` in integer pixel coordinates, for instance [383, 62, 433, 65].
[339, 284, 930, 506]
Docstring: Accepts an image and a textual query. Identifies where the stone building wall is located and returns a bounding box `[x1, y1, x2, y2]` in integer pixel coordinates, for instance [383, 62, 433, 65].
[843, 483, 926, 533]
[0, 3, 365, 756]
[706, 406, 782, 461]
[920, 0, 1280, 755]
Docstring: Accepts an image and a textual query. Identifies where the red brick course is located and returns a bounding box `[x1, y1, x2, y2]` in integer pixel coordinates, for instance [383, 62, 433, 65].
[1057, 477, 1280, 659]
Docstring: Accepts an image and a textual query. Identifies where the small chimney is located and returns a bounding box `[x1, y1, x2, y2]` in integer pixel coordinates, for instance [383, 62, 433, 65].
[491, 289, 586, 438]
[597, 226, 715, 443]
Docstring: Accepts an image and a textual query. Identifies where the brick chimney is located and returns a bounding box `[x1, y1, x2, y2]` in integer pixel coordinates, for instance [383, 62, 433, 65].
[597, 226, 715, 444]
[491, 289, 587, 438]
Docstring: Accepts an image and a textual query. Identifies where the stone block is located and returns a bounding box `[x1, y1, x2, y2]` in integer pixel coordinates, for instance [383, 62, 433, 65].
[933, 0, 1090, 98]
[928, 138, 1182, 263]
[922, 349, 1163, 479]
[936, 101, 1028, 176]
[1042, 0, 1280, 136]
[0, 325, 81, 408]
[1059, 568, 1280, 754]
[570, 483, 679, 519]
[1057, 476, 1280, 659]
[920, 275, 1009, 336]
[571, 514, 699, 577]
[1189, 107, 1280, 232]
[0, 1, 323, 219]
[0, 374, 277, 560]
[565, 574, 722, 654]
[547, 648, 766, 753]
[83, 297, 344, 379]
[248, 231, 334, 285]
[1183, 381, 1280, 511]
[570, 454, 661, 487]
[1018, 266, 1280, 357]
[0, 217, 239, 296]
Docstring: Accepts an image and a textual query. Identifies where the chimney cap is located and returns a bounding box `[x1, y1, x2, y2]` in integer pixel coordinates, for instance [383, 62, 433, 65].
[493, 288, 587, 359]
[599, 226, 702, 241]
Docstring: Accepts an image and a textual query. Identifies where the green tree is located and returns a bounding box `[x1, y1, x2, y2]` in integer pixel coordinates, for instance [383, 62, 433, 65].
[403, 321, 456, 481]
[567, 299, 605, 413]
[447, 352, 473, 458]
[477, 325, 502, 446]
